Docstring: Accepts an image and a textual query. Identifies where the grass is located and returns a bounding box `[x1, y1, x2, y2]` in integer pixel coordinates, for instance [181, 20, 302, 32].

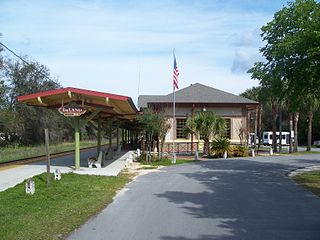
[141, 158, 198, 167]
[138, 166, 159, 170]
[0, 172, 133, 240]
[289, 151, 320, 155]
[293, 171, 320, 197]
[0, 140, 109, 163]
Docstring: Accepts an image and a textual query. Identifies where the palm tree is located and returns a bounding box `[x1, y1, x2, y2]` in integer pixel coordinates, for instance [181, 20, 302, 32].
[212, 137, 231, 158]
[185, 111, 226, 156]
[248, 62, 283, 152]
[304, 94, 319, 151]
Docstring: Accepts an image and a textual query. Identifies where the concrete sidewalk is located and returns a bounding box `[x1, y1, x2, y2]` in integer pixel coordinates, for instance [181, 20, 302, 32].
[0, 149, 134, 192]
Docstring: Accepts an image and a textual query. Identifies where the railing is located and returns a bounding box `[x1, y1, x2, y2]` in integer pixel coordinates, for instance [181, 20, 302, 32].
[164, 142, 199, 154]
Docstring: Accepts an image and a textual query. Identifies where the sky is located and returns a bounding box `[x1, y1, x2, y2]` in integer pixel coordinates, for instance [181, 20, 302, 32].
[0, 0, 289, 104]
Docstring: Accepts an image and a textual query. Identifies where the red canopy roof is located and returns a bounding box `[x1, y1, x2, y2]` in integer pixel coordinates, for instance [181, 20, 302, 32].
[17, 87, 138, 120]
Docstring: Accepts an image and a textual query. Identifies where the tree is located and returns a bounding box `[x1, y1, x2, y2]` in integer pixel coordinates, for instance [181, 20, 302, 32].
[137, 108, 170, 161]
[211, 137, 231, 158]
[157, 114, 171, 159]
[185, 111, 226, 156]
[261, 0, 320, 94]
[0, 80, 9, 109]
[240, 86, 265, 148]
[249, 0, 320, 152]
[247, 62, 283, 152]
[0, 57, 66, 145]
[0, 33, 3, 68]
[0, 35, 7, 109]
[303, 95, 319, 151]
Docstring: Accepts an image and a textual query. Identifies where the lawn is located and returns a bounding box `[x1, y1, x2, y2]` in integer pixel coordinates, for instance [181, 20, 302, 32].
[141, 158, 198, 167]
[0, 172, 133, 240]
[293, 171, 320, 197]
[281, 151, 320, 155]
[0, 139, 109, 163]
[290, 151, 320, 155]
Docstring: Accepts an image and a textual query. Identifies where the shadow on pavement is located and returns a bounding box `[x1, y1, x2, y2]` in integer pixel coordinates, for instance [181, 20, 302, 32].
[157, 159, 320, 240]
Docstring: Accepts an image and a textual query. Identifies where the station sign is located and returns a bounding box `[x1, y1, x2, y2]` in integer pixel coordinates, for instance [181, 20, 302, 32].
[58, 102, 86, 117]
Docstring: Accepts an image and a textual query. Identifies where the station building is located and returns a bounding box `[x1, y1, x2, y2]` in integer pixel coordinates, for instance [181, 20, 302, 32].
[138, 83, 259, 152]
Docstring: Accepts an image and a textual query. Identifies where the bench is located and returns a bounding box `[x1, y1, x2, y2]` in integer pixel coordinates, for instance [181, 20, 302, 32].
[88, 150, 105, 168]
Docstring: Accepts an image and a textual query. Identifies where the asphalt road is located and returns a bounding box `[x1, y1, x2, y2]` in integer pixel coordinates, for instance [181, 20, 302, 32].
[67, 154, 320, 240]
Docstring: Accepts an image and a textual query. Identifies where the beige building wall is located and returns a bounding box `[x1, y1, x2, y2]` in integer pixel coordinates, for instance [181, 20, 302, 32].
[163, 107, 247, 144]
[163, 106, 243, 117]
[230, 117, 246, 143]
[165, 118, 175, 141]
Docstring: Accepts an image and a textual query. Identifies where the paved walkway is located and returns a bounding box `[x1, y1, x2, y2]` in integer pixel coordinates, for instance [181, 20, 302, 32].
[68, 154, 320, 240]
[0, 148, 134, 192]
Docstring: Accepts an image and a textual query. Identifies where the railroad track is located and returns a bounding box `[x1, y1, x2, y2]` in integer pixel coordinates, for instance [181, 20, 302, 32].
[0, 145, 106, 168]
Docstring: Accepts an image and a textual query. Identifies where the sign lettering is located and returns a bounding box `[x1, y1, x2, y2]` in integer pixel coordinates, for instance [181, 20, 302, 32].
[58, 102, 86, 117]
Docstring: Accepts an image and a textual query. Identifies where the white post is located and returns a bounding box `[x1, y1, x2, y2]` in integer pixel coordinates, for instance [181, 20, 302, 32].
[269, 147, 273, 156]
[251, 149, 255, 157]
[25, 178, 35, 195]
[223, 151, 227, 159]
[195, 150, 198, 160]
[54, 169, 61, 181]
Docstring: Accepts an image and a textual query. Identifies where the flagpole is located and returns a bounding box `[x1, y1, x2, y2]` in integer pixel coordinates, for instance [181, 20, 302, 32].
[172, 48, 176, 164]
[172, 81, 176, 164]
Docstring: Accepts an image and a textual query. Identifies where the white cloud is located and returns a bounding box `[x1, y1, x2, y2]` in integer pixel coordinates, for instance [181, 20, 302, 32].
[0, 0, 287, 100]
[231, 28, 262, 47]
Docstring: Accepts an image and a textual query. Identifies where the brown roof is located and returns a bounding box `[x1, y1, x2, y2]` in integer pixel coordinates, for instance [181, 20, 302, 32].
[138, 83, 259, 108]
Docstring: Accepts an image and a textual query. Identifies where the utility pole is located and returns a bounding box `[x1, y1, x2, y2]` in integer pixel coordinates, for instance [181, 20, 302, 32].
[44, 128, 51, 186]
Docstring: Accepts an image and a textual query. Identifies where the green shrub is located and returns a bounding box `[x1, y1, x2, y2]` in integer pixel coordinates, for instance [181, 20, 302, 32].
[231, 145, 248, 157]
[136, 152, 159, 163]
[211, 137, 231, 158]
[136, 153, 146, 162]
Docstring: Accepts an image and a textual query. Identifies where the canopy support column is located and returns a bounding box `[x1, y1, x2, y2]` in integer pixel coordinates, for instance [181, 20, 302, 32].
[71, 108, 102, 170]
[74, 118, 80, 170]
[108, 127, 113, 159]
[97, 118, 102, 157]
[116, 127, 119, 147]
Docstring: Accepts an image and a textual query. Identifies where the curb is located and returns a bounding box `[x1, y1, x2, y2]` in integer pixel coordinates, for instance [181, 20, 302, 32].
[288, 165, 320, 177]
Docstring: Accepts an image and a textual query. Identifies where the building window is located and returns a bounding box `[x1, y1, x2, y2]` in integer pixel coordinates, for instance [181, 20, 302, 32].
[176, 119, 187, 139]
[223, 118, 231, 139]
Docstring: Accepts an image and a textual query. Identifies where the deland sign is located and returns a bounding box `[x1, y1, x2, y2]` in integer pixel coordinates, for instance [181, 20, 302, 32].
[58, 102, 86, 117]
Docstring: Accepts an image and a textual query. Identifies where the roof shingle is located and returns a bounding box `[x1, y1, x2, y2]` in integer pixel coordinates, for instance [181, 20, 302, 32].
[138, 83, 258, 108]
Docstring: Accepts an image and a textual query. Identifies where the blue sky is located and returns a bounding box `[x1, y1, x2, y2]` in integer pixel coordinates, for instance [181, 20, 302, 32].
[0, 0, 289, 103]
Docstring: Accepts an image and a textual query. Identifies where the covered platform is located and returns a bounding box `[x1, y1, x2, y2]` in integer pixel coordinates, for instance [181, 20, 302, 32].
[0, 148, 136, 192]
[17, 87, 140, 170]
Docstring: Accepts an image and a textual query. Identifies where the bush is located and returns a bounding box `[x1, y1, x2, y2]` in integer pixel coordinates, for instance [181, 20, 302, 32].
[211, 137, 231, 158]
[136, 152, 160, 163]
[136, 153, 146, 162]
[231, 145, 248, 157]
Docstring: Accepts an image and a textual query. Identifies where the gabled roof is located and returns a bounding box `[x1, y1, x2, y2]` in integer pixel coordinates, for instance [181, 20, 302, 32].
[17, 87, 138, 120]
[138, 83, 258, 108]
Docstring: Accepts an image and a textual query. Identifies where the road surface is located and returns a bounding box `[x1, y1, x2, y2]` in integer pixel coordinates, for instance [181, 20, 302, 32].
[68, 154, 320, 240]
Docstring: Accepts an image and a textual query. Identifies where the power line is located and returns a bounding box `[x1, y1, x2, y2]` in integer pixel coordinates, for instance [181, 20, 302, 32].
[0, 41, 54, 82]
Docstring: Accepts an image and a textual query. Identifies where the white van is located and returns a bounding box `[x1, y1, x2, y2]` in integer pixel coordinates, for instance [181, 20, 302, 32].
[248, 133, 259, 146]
[263, 131, 293, 146]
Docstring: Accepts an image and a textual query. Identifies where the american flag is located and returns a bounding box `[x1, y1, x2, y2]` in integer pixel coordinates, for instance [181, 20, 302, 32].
[173, 54, 179, 89]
